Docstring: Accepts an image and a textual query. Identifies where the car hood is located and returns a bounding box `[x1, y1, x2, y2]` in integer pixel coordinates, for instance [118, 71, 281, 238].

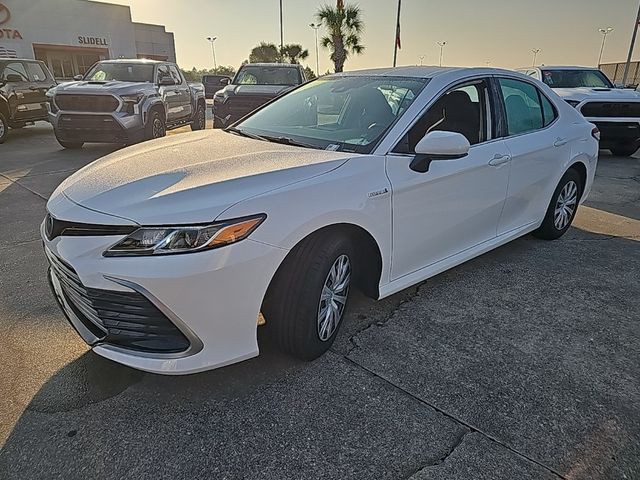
[53, 80, 153, 95]
[52, 130, 353, 225]
[552, 86, 640, 102]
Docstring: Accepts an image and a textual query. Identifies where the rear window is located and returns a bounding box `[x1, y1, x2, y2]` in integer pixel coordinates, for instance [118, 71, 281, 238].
[541, 69, 613, 88]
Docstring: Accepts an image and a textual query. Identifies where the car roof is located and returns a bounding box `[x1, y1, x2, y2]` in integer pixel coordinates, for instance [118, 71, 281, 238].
[530, 65, 602, 71]
[328, 66, 517, 79]
[242, 63, 300, 68]
[98, 58, 164, 64]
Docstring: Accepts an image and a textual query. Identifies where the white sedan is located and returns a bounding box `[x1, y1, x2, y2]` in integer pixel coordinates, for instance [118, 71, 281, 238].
[42, 67, 599, 374]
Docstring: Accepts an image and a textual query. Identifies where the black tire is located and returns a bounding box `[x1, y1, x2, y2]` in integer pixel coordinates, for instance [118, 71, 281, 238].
[56, 137, 84, 149]
[190, 103, 206, 131]
[610, 143, 639, 157]
[145, 109, 166, 141]
[0, 111, 8, 144]
[533, 169, 582, 240]
[262, 232, 355, 360]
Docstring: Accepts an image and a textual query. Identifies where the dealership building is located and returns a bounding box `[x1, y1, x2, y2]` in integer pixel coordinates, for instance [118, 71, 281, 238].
[0, 0, 176, 79]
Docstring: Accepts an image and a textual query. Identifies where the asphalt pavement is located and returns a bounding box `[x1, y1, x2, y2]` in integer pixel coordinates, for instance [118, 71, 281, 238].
[0, 121, 638, 479]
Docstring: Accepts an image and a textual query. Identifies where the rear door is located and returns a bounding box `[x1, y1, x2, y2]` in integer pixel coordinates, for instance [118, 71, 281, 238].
[24, 61, 56, 120]
[169, 65, 192, 120]
[494, 76, 568, 234]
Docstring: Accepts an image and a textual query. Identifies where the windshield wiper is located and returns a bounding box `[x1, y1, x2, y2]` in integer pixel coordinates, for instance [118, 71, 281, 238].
[225, 127, 265, 141]
[258, 135, 317, 149]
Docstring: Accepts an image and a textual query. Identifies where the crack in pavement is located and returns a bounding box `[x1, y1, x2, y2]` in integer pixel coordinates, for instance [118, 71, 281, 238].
[0, 173, 48, 201]
[404, 428, 472, 477]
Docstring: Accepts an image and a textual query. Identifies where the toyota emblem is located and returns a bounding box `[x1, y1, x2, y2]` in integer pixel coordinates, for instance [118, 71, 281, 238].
[0, 4, 10, 26]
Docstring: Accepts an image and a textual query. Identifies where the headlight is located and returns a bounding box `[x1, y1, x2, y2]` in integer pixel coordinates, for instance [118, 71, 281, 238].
[565, 99, 581, 108]
[121, 93, 145, 114]
[104, 214, 266, 257]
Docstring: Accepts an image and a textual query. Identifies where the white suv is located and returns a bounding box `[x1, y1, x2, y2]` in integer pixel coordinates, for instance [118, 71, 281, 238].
[520, 66, 640, 156]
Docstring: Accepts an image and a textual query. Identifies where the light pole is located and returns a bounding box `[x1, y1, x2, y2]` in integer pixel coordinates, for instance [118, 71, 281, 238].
[310, 23, 321, 76]
[279, 0, 284, 52]
[206, 36, 217, 70]
[419, 55, 425, 66]
[598, 27, 614, 66]
[623, 0, 640, 86]
[531, 48, 541, 67]
[437, 41, 446, 67]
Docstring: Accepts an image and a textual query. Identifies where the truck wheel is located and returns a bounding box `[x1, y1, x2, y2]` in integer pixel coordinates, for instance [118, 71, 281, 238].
[56, 136, 83, 149]
[610, 143, 639, 157]
[190, 103, 206, 131]
[146, 110, 166, 140]
[0, 112, 8, 144]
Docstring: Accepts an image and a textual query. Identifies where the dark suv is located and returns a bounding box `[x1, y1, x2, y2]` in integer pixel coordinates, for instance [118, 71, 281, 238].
[213, 63, 306, 128]
[0, 59, 56, 143]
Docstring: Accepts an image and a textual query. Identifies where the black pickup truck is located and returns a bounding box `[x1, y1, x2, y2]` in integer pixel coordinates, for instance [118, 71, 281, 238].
[212, 63, 306, 128]
[47, 59, 206, 149]
[0, 58, 56, 143]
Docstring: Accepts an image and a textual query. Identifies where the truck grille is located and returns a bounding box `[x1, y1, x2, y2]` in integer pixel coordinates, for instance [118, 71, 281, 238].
[580, 102, 640, 118]
[228, 95, 274, 116]
[55, 94, 120, 113]
[46, 248, 191, 354]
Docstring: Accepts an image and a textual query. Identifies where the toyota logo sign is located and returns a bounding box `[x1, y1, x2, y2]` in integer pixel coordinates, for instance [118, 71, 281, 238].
[0, 3, 10, 26]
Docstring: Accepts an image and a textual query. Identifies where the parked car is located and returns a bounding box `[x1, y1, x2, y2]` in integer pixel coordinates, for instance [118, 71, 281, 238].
[212, 63, 305, 128]
[0, 58, 56, 143]
[47, 59, 206, 149]
[42, 67, 598, 374]
[520, 66, 640, 156]
[202, 74, 231, 99]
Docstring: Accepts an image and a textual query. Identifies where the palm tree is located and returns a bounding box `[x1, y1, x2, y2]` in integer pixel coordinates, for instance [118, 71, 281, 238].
[316, 1, 364, 73]
[249, 42, 281, 63]
[280, 44, 309, 64]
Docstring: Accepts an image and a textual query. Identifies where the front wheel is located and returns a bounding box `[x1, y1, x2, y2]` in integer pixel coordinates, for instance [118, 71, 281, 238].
[533, 169, 582, 240]
[0, 112, 8, 144]
[145, 110, 166, 141]
[190, 103, 206, 131]
[263, 233, 354, 360]
[610, 142, 639, 157]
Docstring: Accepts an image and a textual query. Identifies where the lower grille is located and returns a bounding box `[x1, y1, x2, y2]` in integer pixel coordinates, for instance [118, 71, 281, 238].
[58, 114, 120, 131]
[46, 249, 191, 354]
[55, 94, 119, 113]
[581, 102, 640, 118]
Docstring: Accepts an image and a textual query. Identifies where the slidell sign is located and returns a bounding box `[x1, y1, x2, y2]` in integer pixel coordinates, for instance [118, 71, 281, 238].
[0, 3, 23, 40]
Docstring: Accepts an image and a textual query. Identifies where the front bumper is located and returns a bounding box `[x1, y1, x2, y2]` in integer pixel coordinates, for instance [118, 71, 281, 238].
[41, 202, 288, 374]
[586, 119, 640, 147]
[49, 110, 146, 144]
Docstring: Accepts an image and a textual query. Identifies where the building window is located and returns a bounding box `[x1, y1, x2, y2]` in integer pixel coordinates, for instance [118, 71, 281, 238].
[77, 54, 101, 76]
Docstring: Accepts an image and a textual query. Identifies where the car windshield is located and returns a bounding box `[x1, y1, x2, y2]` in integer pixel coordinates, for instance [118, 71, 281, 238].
[84, 63, 155, 82]
[235, 76, 428, 153]
[234, 66, 301, 85]
[541, 69, 613, 88]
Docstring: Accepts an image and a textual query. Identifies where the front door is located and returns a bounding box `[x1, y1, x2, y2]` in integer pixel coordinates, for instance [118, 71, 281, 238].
[386, 79, 511, 280]
[1, 61, 32, 123]
[24, 61, 56, 120]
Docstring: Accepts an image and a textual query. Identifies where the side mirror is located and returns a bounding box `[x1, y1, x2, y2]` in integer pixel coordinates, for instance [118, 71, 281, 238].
[410, 131, 470, 173]
[220, 77, 230, 86]
[158, 76, 175, 86]
[73, 75, 83, 81]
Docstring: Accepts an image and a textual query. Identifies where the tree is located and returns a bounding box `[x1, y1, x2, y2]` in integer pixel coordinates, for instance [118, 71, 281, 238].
[303, 65, 317, 80]
[316, 1, 364, 73]
[249, 42, 281, 63]
[180, 66, 236, 83]
[280, 44, 309, 64]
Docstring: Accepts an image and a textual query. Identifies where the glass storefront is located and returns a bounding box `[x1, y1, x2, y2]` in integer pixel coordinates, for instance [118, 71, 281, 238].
[33, 45, 107, 80]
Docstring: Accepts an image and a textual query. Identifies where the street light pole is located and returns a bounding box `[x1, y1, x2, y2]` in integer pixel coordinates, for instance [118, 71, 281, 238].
[419, 55, 425, 66]
[623, 1, 640, 86]
[598, 27, 614, 66]
[437, 41, 446, 67]
[531, 48, 541, 67]
[206, 36, 217, 70]
[279, 0, 284, 53]
[310, 23, 321, 76]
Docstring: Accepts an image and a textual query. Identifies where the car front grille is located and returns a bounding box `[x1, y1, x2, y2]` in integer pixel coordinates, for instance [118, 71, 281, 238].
[44, 214, 137, 241]
[46, 248, 191, 354]
[580, 102, 640, 118]
[55, 94, 120, 113]
[58, 114, 120, 131]
[227, 95, 274, 116]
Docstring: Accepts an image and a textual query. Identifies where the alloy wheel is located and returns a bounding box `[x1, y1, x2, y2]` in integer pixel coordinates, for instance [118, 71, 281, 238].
[0, 116, 5, 139]
[554, 180, 578, 230]
[152, 118, 165, 138]
[317, 254, 351, 341]
[198, 108, 205, 129]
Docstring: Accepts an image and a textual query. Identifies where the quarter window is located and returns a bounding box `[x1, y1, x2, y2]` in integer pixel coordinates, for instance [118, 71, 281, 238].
[169, 66, 182, 84]
[540, 94, 557, 127]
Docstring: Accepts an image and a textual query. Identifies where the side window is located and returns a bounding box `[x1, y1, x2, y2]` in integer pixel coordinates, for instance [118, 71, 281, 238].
[499, 78, 544, 135]
[1, 62, 29, 82]
[27, 62, 48, 82]
[540, 93, 557, 127]
[394, 79, 491, 154]
[169, 66, 182, 85]
[157, 65, 172, 83]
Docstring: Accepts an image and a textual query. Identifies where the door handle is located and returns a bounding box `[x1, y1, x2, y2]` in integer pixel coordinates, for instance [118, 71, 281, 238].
[488, 154, 511, 166]
[554, 137, 568, 147]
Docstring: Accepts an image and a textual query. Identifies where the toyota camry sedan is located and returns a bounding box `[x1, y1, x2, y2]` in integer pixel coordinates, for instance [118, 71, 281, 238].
[42, 67, 599, 374]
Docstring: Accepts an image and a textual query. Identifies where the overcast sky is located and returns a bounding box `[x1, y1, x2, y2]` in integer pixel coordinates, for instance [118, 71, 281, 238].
[100, 0, 640, 72]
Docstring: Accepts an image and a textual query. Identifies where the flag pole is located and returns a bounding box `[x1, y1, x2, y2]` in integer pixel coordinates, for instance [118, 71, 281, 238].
[393, 0, 401, 67]
[622, 0, 640, 86]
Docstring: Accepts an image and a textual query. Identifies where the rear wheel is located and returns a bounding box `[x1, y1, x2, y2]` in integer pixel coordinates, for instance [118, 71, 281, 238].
[533, 169, 582, 240]
[263, 232, 354, 360]
[190, 103, 206, 131]
[0, 112, 8, 144]
[145, 110, 166, 141]
[610, 142, 639, 157]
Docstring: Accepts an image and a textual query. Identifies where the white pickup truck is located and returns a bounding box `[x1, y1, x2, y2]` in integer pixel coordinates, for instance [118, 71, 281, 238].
[519, 66, 640, 157]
